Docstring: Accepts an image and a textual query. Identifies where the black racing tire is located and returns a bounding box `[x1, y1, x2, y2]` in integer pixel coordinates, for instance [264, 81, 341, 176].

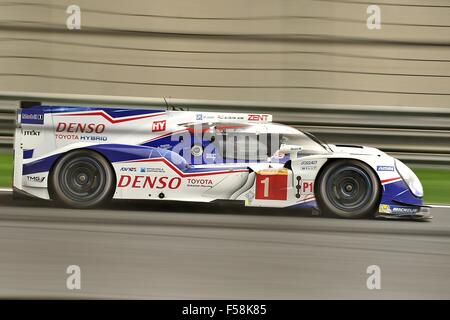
[49, 150, 115, 209]
[316, 160, 380, 219]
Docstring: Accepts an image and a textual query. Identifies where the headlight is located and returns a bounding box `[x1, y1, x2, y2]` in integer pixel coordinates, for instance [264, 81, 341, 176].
[395, 159, 423, 198]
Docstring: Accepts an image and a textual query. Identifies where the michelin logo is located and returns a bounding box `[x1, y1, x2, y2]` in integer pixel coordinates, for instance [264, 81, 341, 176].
[392, 207, 419, 215]
[379, 204, 419, 216]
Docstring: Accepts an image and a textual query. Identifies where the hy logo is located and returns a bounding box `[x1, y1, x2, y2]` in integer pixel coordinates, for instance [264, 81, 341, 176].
[152, 120, 167, 132]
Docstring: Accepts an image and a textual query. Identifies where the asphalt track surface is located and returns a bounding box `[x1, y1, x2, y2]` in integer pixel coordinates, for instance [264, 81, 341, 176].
[0, 192, 449, 299]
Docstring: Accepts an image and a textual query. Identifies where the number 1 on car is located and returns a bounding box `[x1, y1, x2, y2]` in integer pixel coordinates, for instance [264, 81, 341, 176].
[255, 172, 288, 200]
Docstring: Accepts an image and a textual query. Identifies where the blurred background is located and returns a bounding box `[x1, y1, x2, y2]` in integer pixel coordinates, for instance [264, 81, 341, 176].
[0, 0, 449, 104]
[0, 0, 450, 300]
[0, 0, 449, 202]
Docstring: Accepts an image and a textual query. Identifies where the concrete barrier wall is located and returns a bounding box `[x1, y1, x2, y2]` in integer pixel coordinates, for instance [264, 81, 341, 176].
[0, 0, 449, 107]
[0, 93, 449, 165]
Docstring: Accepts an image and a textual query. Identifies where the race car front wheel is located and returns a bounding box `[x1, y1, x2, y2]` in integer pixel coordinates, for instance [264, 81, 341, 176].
[50, 149, 115, 209]
[316, 160, 380, 219]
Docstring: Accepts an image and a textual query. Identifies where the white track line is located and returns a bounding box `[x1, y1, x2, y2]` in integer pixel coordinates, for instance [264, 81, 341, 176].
[0, 188, 12, 192]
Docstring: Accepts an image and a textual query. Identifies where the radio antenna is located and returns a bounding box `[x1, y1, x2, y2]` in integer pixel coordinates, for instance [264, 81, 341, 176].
[163, 97, 170, 110]
[164, 97, 185, 111]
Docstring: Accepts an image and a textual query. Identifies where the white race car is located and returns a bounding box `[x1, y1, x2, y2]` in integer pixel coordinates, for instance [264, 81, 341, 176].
[13, 102, 431, 219]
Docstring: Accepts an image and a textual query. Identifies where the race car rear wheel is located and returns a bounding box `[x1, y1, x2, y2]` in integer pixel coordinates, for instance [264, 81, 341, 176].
[316, 160, 380, 219]
[50, 149, 115, 208]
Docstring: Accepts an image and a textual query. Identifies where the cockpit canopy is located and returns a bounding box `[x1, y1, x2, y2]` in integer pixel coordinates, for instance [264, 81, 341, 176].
[183, 122, 329, 161]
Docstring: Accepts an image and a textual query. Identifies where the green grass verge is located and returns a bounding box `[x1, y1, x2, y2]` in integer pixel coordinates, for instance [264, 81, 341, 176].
[0, 152, 448, 204]
[0, 152, 12, 188]
[412, 167, 450, 205]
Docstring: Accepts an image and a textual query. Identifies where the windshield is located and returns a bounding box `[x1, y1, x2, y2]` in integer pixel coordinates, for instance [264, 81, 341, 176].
[213, 126, 329, 161]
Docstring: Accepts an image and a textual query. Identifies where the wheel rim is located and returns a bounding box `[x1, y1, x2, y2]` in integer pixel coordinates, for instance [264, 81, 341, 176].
[59, 155, 107, 202]
[325, 165, 374, 212]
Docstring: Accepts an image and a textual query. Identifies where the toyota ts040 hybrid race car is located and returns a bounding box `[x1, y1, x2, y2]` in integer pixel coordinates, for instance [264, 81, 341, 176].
[13, 101, 431, 220]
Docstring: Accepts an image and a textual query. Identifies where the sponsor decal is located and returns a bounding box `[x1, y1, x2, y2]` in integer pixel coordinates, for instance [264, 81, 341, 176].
[23, 129, 41, 136]
[218, 115, 244, 121]
[195, 113, 215, 121]
[199, 114, 215, 121]
[191, 145, 203, 157]
[152, 120, 166, 132]
[56, 122, 105, 133]
[55, 122, 107, 141]
[118, 175, 181, 189]
[392, 207, 419, 215]
[139, 167, 165, 173]
[55, 134, 77, 140]
[377, 165, 395, 172]
[379, 204, 392, 214]
[21, 110, 44, 125]
[300, 160, 317, 165]
[80, 136, 107, 141]
[205, 153, 216, 160]
[55, 134, 78, 140]
[120, 167, 137, 172]
[27, 176, 45, 183]
[55, 134, 107, 141]
[300, 165, 316, 171]
[158, 144, 171, 149]
[248, 114, 269, 122]
[186, 178, 213, 188]
[378, 204, 419, 215]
